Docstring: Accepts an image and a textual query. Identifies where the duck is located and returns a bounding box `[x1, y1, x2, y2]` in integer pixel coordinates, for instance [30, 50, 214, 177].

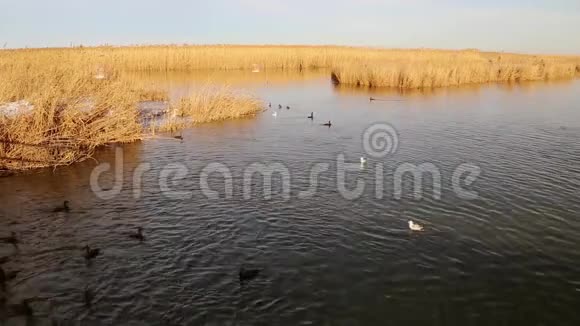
[322, 121, 332, 127]
[173, 135, 183, 141]
[360, 157, 367, 164]
[53, 201, 70, 213]
[278, 104, 282, 109]
[0, 232, 18, 246]
[129, 227, 145, 242]
[268, 102, 272, 108]
[83, 245, 101, 261]
[369, 96, 376, 102]
[286, 106, 290, 110]
[408, 220, 424, 232]
[239, 266, 261, 284]
[272, 111, 278, 117]
[307, 112, 314, 119]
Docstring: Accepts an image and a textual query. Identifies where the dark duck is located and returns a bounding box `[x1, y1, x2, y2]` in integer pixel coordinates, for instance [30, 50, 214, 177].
[239, 266, 261, 284]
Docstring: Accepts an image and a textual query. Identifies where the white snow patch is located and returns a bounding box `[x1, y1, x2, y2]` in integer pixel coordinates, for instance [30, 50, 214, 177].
[0, 101, 35, 118]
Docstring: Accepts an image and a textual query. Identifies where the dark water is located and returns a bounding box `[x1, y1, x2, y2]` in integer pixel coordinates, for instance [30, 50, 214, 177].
[1, 72, 580, 325]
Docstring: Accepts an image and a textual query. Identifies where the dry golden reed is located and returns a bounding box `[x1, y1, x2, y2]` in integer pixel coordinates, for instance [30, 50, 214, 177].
[0, 66, 143, 171]
[155, 85, 263, 131]
[2, 45, 578, 89]
[0, 49, 265, 171]
[330, 50, 580, 88]
[174, 86, 262, 122]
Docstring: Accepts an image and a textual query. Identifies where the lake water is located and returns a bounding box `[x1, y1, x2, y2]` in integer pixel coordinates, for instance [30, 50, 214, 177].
[1, 71, 580, 325]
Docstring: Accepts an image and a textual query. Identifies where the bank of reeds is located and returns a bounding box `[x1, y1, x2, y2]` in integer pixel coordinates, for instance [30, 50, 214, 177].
[0, 67, 143, 171]
[156, 86, 263, 131]
[330, 51, 580, 88]
[2, 46, 578, 89]
[0, 62, 262, 171]
[176, 86, 262, 122]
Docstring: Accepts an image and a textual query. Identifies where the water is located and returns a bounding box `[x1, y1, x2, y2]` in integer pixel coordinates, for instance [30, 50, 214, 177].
[1, 72, 580, 325]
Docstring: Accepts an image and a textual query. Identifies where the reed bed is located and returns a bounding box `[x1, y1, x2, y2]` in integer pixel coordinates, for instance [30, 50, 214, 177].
[2, 46, 578, 89]
[330, 51, 580, 88]
[0, 67, 143, 171]
[125, 69, 328, 87]
[156, 86, 263, 131]
[0, 57, 263, 171]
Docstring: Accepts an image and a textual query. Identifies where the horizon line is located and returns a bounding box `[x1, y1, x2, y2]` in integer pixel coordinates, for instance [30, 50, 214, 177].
[2, 43, 579, 57]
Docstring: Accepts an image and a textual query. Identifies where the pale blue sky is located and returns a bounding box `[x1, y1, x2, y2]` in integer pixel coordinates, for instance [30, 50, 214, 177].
[1, 0, 579, 54]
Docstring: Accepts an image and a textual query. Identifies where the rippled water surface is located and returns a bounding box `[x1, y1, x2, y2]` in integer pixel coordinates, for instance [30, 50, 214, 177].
[1, 72, 580, 325]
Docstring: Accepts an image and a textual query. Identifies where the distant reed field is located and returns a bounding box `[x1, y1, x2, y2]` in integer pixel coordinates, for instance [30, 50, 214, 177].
[330, 50, 580, 88]
[2, 45, 578, 88]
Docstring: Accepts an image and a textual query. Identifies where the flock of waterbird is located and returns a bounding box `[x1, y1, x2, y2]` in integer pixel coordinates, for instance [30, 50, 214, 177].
[269, 96, 403, 125]
[0, 201, 262, 319]
[0, 97, 427, 318]
[0, 201, 95, 318]
[267, 100, 425, 232]
[269, 102, 332, 127]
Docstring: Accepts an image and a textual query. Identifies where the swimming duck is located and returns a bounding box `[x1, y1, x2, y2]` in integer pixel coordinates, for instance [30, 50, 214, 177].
[272, 112, 278, 117]
[129, 227, 145, 242]
[53, 201, 70, 213]
[278, 104, 282, 109]
[307, 112, 314, 119]
[0, 232, 18, 246]
[286, 106, 290, 110]
[239, 266, 261, 283]
[360, 157, 367, 164]
[408, 220, 424, 232]
[83, 245, 101, 261]
[322, 121, 332, 127]
[174, 135, 183, 141]
[268, 102, 272, 108]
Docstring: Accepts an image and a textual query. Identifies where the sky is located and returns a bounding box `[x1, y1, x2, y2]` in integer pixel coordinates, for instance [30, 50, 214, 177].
[1, 0, 579, 54]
